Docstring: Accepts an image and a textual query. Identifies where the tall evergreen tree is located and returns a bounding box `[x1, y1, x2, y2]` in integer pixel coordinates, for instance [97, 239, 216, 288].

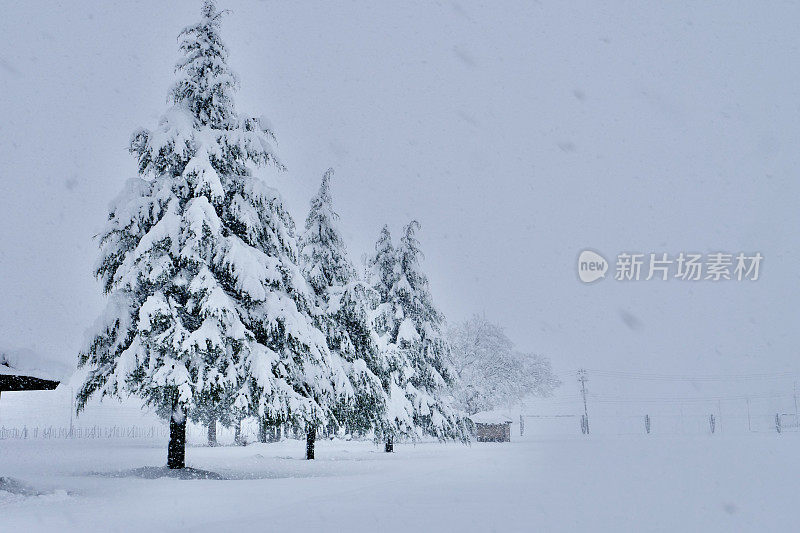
[77, 1, 350, 468]
[370, 226, 398, 305]
[299, 170, 388, 450]
[368, 226, 410, 451]
[369, 222, 470, 451]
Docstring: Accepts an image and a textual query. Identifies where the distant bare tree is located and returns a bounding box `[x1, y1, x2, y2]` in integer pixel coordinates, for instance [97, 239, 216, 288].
[448, 315, 559, 414]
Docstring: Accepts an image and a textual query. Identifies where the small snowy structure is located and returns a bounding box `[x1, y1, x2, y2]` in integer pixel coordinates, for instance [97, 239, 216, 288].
[0, 348, 67, 395]
[470, 411, 513, 442]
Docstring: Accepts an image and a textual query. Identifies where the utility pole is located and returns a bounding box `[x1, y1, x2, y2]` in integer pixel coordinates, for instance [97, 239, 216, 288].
[746, 396, 752, 432]
[69, 387, 74, 437]
[578, 369, 589, 435]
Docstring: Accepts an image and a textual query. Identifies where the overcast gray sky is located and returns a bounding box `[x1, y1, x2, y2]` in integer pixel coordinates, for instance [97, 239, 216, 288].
[1, 1, 798, 407]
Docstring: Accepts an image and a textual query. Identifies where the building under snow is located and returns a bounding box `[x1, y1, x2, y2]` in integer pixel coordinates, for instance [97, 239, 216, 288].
[0, 348, 67, 396]
[470, 411, 513, 442]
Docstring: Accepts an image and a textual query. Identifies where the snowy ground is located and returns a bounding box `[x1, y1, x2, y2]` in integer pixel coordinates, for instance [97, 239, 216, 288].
[2, 432, 798, 532]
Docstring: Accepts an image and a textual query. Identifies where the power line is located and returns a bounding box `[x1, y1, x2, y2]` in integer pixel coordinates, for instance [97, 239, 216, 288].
[588, 392, 790, 404]
[585, 369, 797, 382]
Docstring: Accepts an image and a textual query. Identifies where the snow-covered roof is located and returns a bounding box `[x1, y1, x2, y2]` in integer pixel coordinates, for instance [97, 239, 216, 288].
[0, 347, 70, 382]
[470, 411, 514, 424]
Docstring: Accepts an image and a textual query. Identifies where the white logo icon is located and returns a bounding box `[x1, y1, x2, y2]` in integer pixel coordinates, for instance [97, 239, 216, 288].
[578, 250, 608, 283]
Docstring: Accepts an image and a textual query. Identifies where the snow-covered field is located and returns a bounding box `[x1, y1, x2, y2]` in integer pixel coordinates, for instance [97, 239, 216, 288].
[2, 432, 798, 532]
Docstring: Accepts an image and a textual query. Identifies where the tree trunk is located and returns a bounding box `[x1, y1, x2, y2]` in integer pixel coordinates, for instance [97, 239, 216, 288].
[384, 436, 393, 453]
[258, 417, 268, 443]
[306, 425, 316, 460]
[167, 408, 186, 469]
[207, 417, 217, 447]
[234, 418, 243, 446]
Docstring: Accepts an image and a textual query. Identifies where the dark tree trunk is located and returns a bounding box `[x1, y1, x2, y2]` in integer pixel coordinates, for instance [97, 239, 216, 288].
[167, 409, 186, 469]
[306, 426, 316, 460]
[234, 418, 243, 446]
[258, 417, 268, 443]
[384, 436, 393, 453]
[207, 417, 217, 447]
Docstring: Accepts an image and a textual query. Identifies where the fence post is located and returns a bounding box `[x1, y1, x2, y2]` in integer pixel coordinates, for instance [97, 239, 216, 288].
[776, 414, 781, 434]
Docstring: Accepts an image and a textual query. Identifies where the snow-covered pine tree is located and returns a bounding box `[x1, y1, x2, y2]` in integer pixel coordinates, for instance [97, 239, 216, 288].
[370, 226, 398, 306]
[299, 170, 388, 449]
[367, 226, 410, 451]
[77, 1, 350, 468]
[392, 221, 470, 443]
[369, 222, 470, 451]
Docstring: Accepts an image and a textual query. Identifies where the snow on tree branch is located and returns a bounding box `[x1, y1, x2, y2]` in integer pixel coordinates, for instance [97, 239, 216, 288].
[448, 314, 560, 415]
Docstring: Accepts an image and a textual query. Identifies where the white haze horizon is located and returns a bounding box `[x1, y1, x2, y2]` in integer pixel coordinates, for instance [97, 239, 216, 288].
[1, 1, 798, 408]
